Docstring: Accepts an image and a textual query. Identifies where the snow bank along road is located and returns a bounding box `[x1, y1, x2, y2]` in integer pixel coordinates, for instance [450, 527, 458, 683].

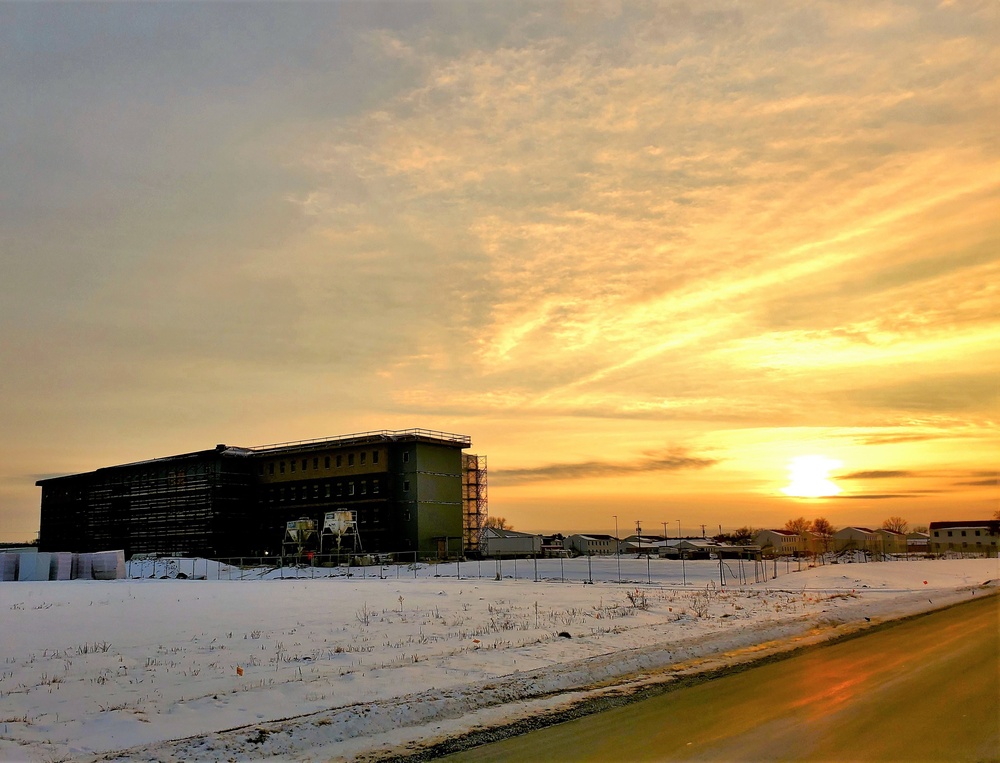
[0, 557, 996, 762]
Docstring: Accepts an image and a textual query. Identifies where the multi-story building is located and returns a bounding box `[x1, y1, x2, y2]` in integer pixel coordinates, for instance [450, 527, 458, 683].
[832, 526, 881, 554]
[754, 529, 802, 556]
[37, 429, 484, 560]
[564, 534, 617, 556]
[928, 521, 999, 556]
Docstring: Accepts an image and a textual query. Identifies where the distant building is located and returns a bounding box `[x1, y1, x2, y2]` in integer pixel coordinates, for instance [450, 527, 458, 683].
[928, 521, 999, 556]
[876, 528, 907, 555]
[619, 535, 667, 555]
[833, 527, 881, 554]
[565, 534, 617, 556]
[754, 529, 802, 556]
[479, 527, 542, 558]
[37, 429, 484, 560]
[906, 531, 930, 555]
[540, 534, 568, 558]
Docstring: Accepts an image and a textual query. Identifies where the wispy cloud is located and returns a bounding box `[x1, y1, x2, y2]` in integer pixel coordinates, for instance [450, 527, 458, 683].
[840, 470, 915, 480]
[0, 1, 997, 538]
[493, 449, 718, 485]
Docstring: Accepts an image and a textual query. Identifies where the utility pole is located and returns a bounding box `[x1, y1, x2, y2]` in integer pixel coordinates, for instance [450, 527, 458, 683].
[677, 519, 686, 586]
[636, 520, 642, 558]
[614, 515, 621, 584]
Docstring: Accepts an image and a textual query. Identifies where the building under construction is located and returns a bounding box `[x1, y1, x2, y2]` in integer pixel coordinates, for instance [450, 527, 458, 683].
[37, 429, 487, 560]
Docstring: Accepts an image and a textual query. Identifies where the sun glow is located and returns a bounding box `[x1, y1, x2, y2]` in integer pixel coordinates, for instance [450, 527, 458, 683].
[782, 455, 843, 498]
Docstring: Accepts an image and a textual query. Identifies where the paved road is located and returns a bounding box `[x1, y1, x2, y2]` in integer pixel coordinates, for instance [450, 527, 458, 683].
[446, 592, 999, 762]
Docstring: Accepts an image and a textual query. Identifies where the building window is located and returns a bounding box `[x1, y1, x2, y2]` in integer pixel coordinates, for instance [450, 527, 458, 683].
[290, 461, 296, 473]
[268, 463, 274, 475]
[372, 480, 379, 495]
[336, 455, 342, 467]
[403, 480, 410, 492]
[975, 530, 981, 536]
[947, 531, 952, 537]
[268, 489, 275, 503]
[372, 451, 379, 464]
[257, 464, 264, 476]
[302, 458, 308, 470]
[280, 462, 286, 474]
[290, 486, 296, 501]
[313, 457, 319, 470]
[349, 482, 355, 495]
[280, 488, 286, 502]
[348, 454, 355, 466]
[403, 452, 409, 463]
[324, 483, 331, 498]
[324, 456, 331, 468]
[313, 484, 319, 499]
[361, 480, 367, 495]
[336, 483, 343, 497]
[360, 452, 366, 465]
[933, 530, 939, 537]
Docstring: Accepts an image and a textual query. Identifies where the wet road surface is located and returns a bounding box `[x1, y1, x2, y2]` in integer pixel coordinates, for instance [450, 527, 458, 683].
[445, 592, 999, 762]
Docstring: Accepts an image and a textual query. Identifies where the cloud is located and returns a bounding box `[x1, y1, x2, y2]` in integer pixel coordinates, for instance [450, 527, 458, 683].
[832, 373, 1000, 415]
[0, 2, 997, 539]
[493, 449, 719, 485]
[952, 478, 998, 487]
[854, 433, 947, 446]
[839, 470, 915, 480]
[838, 492, 946, 500]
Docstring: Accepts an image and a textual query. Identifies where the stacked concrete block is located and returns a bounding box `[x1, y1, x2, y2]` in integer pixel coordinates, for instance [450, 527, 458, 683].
[91, 550, 126, 580]
[49, 552, 74, 580]
[0, 553, 18, 581]
[18, 552, 52, 581]
[74, 553, 94, 580]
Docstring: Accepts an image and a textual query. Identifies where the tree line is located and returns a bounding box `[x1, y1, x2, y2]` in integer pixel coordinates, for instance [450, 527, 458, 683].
[713, 516, 925, 545]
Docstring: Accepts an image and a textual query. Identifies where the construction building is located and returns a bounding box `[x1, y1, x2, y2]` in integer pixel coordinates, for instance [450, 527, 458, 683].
[37, 429, 486, 560]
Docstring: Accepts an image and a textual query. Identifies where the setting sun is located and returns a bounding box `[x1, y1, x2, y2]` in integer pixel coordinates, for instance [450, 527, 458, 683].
[782, 455, 843, 498]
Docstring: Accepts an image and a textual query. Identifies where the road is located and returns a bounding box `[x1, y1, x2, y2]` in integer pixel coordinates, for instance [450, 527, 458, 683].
[445, 592, 999, 762]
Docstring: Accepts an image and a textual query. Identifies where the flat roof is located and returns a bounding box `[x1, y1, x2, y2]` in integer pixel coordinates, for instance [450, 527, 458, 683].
[249, 428, 471, 453]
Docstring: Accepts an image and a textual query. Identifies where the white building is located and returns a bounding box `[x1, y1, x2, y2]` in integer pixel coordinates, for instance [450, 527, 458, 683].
[479, 528, 542, 558]
[565, 534, 617, 556]
[754, 529, 802, 556]
[833, 527, 881, 554]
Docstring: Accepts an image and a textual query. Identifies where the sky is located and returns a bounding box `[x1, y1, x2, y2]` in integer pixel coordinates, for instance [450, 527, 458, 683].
[1, 1, 997, 542]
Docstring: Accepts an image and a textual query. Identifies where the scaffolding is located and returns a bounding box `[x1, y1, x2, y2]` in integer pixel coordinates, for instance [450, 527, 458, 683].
[462, 453, 488, 555]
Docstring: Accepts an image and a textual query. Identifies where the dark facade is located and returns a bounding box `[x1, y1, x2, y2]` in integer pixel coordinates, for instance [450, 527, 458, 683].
[37, 430, 480, 559]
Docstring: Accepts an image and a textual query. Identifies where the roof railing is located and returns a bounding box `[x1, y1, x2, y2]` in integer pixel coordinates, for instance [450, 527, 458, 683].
[249, 428, 471, 452]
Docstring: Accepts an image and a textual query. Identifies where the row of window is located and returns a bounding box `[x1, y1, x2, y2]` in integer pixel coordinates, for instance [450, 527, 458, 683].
[265, 478, 411, 503]
[934, 540, 997, 548]
[260, 449, 405, 477]
[934, 529, 993, 537]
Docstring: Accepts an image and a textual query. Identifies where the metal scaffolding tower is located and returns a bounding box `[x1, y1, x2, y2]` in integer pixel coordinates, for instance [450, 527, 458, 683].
[462, 453, 487, 555]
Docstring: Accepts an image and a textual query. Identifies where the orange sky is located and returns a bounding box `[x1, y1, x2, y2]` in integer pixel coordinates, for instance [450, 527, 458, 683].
[1, 2, 997, 542]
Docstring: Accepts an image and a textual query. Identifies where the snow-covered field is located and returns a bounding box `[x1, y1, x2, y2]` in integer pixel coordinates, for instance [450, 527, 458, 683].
[1, 556, 997, 762]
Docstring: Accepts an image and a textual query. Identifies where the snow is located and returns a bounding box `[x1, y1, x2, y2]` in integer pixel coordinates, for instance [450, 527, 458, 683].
[0, 556, 996, 762]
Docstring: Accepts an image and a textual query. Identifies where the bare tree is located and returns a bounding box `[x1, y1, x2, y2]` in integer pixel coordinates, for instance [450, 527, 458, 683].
[484, 516, 513, 530]
[784, 517, 812, 534]
[712, 526, 760, 545]
[881, 516, 908, 534]
[812, 517, 835, 553]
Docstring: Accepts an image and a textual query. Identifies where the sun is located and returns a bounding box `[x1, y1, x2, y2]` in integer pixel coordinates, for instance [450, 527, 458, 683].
[781, 455, 842, 498]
